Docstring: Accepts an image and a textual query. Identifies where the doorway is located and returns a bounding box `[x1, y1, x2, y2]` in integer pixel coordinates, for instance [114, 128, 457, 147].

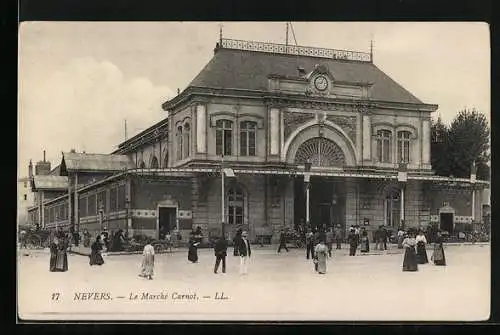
[440, 213, 454, 235]
[158, 207, 176, 239]
[294, 177, 345, 231]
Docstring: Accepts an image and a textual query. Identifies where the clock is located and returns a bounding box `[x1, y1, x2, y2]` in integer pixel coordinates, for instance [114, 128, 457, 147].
[314, 75, 328, 91]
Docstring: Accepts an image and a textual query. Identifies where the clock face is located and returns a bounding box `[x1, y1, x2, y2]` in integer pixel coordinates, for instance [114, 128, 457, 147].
[314, 76, 328, 91]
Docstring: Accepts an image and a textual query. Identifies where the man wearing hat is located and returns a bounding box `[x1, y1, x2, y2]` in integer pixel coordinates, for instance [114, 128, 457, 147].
[238, 231, 251, 275]
[334, 224, 343, 250]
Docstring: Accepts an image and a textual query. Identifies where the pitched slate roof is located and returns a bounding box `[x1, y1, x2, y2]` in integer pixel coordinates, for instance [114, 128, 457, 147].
[61, 152, 135, 173]
[32, 175, 68, 190]
[188, 48, 423, 104]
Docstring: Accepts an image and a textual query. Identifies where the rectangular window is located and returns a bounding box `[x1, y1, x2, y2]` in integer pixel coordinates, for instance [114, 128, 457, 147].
[216, 129, 223, 155]
[110, 187, 117, 212]
[224, 130, 232, 156]
[228, 205, 235, 225]
[382, 139, 390, 162]
[24, 181, 27, 188]
[23, 194, 27, 201]
[248, 133, 256, 156]
[235, 206, 243, 225]
[88, 194, 96, 216]
[240, 131, 247, 156]
[79, 197, 87, 217]
[117, 184, 126, 210]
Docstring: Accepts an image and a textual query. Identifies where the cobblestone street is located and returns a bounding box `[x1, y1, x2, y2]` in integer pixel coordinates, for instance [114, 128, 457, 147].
[18, 244, 490, 321]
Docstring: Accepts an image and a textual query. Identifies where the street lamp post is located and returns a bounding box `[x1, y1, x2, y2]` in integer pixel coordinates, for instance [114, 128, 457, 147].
[220, 155, 235, 239]
[304, 160, 312, 228]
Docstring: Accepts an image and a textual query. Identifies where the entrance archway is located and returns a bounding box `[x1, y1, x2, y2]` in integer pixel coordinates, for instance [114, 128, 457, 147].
[294, 137, 346, 167]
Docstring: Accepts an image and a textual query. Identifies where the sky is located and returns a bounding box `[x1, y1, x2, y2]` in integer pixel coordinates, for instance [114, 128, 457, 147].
[18, 22, 490, 178]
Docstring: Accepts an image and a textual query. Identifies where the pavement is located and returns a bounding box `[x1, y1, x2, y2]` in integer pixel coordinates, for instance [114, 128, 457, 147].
[17, 243, 490, 321]
[65, 241, 490, 257]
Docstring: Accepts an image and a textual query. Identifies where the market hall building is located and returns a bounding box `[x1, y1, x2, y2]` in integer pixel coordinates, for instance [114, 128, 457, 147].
[27, 38, 490, 242]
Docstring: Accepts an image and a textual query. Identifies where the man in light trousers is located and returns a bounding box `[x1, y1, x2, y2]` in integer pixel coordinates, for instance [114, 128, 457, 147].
[238, 231, 251, 275]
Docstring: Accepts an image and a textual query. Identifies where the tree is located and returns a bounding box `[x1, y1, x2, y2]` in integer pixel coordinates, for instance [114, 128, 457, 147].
[448, 109, 490, 180]
[430, 109, 490, 180]
[430, 116, 451, 176]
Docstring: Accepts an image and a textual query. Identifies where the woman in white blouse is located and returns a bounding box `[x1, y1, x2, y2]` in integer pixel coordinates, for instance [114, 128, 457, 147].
[415, 230, 429, 264]
[140, 241, 155, 280]
[402, 230, 418, 272]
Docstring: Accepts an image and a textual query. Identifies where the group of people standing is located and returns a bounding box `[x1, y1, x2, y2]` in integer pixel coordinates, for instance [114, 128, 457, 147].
[402, 229, 447, 271]
[214, 228, 251, 275]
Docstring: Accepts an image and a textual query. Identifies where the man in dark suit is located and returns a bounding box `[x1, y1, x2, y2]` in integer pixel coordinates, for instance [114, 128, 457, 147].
[214, 235, 228, 274]
[238, 231, 251, 275]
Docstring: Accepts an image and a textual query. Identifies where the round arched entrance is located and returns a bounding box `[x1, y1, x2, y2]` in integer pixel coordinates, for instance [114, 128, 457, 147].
[292, 137, 347, 231]
[294, 137, 346, 168]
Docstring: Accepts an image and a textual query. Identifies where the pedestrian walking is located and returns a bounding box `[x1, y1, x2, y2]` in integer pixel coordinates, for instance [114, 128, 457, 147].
[238, 231, 251, 275]
[305, 228, 314, 259]
[89, 235, 105, 266]
[348, 228, 358, 256]
[382, 225, 388, 250]
[214, 235, 228, 274]
[360, 230, 370, 253]
[375, 226, 384, 251]
[233, 228, 242, 256]
[50, 236, 68, 272]
[402, 231, 418, 272]
[277, 229, 289, 253]
[334, 224, 343, 250]
[314, 239, 329, 274]
[188, 231, 200, 263]
[139, 241, 155, 280]
[415, 230, 429, 264]
[325, 228, 334, 257]
[431, 231, 446, 266]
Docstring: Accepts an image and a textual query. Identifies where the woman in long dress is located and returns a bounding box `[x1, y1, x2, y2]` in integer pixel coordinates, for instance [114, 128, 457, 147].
[431, 231, 447, 266]
[54, 237, 69, 272]
[402, 231, 418, 272]
[49, 237, 59, 272]
[139, 242, 155, 280]
[89, 235, 105, 266]
[188, 233, 199, 263]
[415, 230, 429, 264]
[314, 240, 329, 274]
[360, 230, 370, 253]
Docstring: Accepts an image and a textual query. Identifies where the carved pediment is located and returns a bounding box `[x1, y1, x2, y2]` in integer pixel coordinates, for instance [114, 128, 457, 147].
[283, 111, 315, 140]
[326, 115, 357, 145]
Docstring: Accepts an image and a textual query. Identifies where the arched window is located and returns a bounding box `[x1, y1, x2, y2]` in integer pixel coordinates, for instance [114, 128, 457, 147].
[216, 119, 233, 156]
[377, 130, 392, 163]
[139, 161, 146, 169]
[397, 131, 411, 163]
[176, 126, 183, 160]
[183, 123, 190, 158]
[150, 156, 159, 169]
[240, 121, 256, 156]
[227, 186, 244, 225]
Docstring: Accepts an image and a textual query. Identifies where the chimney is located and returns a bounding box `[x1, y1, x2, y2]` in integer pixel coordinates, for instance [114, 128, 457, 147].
[70, 149, 76, 153]
[35, 150, 51, 175]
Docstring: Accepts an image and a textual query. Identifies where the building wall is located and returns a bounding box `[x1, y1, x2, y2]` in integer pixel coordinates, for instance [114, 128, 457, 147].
[130, 176, 192, 238]
[18, 179, 34, 225]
